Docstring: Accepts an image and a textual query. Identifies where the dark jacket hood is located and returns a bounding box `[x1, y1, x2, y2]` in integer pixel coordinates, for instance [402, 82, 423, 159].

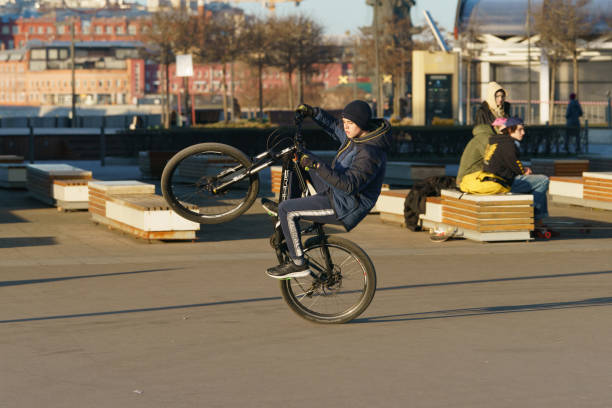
[353, 118, 392, 151]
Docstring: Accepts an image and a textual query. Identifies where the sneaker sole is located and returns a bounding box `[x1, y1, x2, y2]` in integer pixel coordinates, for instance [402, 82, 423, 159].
[266, 269, 312, 280]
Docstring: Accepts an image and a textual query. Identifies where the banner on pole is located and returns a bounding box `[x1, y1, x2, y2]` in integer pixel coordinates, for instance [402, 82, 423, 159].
[176, 54, 193, 77]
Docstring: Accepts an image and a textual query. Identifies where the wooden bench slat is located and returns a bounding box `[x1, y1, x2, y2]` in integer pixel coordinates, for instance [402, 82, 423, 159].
[443, 207, 533, 219]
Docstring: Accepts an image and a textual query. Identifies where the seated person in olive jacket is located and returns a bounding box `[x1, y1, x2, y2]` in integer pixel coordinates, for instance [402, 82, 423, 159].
[459, 117, 549, 225]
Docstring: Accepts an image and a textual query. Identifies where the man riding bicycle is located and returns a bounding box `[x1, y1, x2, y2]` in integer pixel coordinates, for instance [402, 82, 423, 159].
[263, 100, 392, 279]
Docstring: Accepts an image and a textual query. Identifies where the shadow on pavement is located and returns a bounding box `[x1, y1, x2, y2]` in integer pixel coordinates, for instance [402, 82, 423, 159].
[0, 210, 30, 224]
[5, 269, 612, 325]
[0, 294, 282, 324]
[0, 267, 182, 288]
[0, 236, 57, 248]
[541, 216, 612, 240]
[0, 189, 49, 219]
[356, 296, 612, 323]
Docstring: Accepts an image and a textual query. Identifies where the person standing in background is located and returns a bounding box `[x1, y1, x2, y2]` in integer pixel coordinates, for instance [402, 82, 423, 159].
[565, 93, 584, 152]
[475, 81, 511, 125]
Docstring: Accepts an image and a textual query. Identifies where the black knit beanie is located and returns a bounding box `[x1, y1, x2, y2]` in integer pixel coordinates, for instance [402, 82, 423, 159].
[342, 100, 372, 130]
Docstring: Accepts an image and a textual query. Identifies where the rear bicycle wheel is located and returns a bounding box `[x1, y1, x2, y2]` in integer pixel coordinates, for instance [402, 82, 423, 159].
[161, 142, 259, 224]
[279, 235, 377, 324]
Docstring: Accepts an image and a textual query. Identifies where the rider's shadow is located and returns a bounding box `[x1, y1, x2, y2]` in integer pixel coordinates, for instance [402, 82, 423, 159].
[195, 213, 345, 242]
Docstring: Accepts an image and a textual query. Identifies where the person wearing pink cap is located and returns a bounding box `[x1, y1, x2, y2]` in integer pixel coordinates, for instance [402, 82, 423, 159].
[460, 117, 549, 226]
[456, 117, 508, 187]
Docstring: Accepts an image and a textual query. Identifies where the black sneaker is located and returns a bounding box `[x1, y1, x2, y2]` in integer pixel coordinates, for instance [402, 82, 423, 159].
[266, 261, 311, 279]
[261, 197, 278, 217]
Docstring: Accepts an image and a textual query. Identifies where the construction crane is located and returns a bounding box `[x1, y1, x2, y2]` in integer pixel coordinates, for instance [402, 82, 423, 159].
[203, 0, 303, 12]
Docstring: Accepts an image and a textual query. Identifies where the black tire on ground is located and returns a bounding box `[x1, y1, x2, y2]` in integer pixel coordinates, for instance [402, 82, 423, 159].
[279, 235, 377, 324]
[161, 142, 259, 224]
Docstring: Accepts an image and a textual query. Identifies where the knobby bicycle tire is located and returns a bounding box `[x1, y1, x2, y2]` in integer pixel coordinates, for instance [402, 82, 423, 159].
[161, 143, 260, 224]
[279, 235, 377, 324]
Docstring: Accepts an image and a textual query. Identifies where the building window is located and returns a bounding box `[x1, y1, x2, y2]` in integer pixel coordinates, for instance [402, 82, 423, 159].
[128, 25, 136, 35]
[1, 26, 9, 35]
[29, 26, 34, 34]
[38, 26, 44, 34]
[106, 26, 113, 35]
[31, 49, 46, 60]
[47, 27, 53, 34]
[58, 25, 65, 35]
[48, 49, 58, 60]
[95, 26, 102, 35]
[82, 22, 90, 34]
[116, 26, 125, 35]
[12, 26, 18, 34]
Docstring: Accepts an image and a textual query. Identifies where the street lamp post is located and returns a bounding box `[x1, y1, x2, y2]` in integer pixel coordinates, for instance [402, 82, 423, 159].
[526, 0, 532, 123]
[373, 0, 383, 117]
[70, 20, 77, 127]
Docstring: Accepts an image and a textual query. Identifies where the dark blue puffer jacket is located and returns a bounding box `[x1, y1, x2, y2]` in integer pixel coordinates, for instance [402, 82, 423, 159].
[308, 108, 392, 231]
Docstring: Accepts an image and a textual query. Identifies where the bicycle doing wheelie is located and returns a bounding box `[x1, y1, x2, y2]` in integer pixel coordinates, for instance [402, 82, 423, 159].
[161, 113, 376, 324]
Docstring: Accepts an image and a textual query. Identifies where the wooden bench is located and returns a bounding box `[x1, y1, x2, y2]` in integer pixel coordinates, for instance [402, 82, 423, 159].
[420, 189, 534, 242]
[549, 172, 612, 211]
[0, 155, 24, 164]
[271, 165, 282, 197]
[583, 172, 612, 204]
[26, 164, 92, 210]
[88, 180, 200, 241]
[530, 159, 589, 177]
[0, 156, 26, 189]
[375, 189, 410, 226]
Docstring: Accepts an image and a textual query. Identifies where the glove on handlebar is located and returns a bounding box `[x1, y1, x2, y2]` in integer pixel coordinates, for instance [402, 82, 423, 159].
[295, 104, 315, 118]
[299, 154, 319, 171]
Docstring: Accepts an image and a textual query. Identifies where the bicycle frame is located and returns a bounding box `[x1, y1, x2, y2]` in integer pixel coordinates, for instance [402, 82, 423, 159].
[212, 115, 304, 194]
[272, 121, 334, 276]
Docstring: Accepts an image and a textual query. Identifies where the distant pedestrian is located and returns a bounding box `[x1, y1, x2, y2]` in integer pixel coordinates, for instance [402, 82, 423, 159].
[565, 93, 583, 127]
[565, 93, 583, 152]
[475, 81, 511, 126]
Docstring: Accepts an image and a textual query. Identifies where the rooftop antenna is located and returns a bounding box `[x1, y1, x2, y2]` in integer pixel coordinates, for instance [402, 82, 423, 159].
[423, 9, 450, 52]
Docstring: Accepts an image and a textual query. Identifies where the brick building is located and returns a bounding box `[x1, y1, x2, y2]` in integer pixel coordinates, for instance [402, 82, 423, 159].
[0, 9, 150, 50]
[0, 39, 350, 109]
[0, 41, 145, 106]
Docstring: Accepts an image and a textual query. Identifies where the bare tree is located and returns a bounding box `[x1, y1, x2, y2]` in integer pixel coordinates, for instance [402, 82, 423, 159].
[140, 10, 180, 128]
[456, 16, 482, 125]
[535, 0, 592, 121]
[359, 18, 422, 119]
[173, 10, 199, 125]
[240, 16, 274, 121]
[268, 15, 327, 109]
[194, 11, 247, 122]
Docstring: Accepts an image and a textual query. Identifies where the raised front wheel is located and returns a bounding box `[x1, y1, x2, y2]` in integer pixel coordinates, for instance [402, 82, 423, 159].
[161, 143, 259, 224]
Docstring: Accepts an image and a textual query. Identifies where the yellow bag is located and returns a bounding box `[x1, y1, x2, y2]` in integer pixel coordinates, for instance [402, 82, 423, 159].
[459, 171, 510, 195]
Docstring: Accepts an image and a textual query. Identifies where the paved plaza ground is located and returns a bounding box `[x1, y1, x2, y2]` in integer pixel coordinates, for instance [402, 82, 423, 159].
[1, 170, 612, 407]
